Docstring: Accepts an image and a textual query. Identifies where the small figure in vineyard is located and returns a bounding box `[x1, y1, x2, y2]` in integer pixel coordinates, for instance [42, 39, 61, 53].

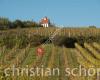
[36, 47, 44, 61]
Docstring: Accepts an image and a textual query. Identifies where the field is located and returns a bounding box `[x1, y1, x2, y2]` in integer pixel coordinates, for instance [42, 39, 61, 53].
[0, 27, 100, 80]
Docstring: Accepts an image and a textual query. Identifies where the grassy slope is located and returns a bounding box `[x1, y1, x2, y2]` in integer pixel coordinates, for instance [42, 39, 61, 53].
[0, 44, 97, 80]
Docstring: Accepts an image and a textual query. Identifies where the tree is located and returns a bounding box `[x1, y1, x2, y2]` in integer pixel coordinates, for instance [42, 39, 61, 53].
[0, 17, 10, 29]
[13, 20, 24, 28]
[89, 25, 96, 28]
[23, 20, 42, 28]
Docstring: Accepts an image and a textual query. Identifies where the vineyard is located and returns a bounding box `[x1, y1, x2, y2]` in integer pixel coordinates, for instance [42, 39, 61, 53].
[0, 27, 100, 80]
[1, 27, 100, 37]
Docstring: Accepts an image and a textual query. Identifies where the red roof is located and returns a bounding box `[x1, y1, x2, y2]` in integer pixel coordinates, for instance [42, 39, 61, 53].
[40, 17, 49, 24]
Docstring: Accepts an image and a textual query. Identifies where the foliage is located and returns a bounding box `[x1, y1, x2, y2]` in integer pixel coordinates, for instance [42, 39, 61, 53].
[0, 17, 42, 29]
[89, 25, 96, 28]
[0, 31, 47, 48]
[75, 43, 100, 66]
[0, 17, 10, 29]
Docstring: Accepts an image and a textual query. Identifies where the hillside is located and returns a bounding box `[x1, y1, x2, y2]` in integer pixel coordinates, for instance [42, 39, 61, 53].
[0, 27, 100, 80]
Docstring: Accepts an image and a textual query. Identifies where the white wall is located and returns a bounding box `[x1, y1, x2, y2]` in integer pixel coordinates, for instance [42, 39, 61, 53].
[41, 23, 49, 27]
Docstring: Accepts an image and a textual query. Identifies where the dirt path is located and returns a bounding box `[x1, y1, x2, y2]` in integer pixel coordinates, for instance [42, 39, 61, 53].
[44, 45, 59, 80]
[66, 48, 79, 80]
[59, 47, 70, 80]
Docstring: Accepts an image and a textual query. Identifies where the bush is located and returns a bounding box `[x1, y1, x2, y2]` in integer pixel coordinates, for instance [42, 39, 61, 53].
[52, 36, 77, 48]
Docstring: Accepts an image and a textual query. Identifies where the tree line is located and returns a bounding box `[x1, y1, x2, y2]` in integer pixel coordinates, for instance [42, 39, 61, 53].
[0, 17, 42, 30]
[0, 17, 97, 30]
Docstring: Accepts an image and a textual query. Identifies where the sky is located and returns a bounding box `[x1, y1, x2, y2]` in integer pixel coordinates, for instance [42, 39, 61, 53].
[0, 0, 100, 27]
